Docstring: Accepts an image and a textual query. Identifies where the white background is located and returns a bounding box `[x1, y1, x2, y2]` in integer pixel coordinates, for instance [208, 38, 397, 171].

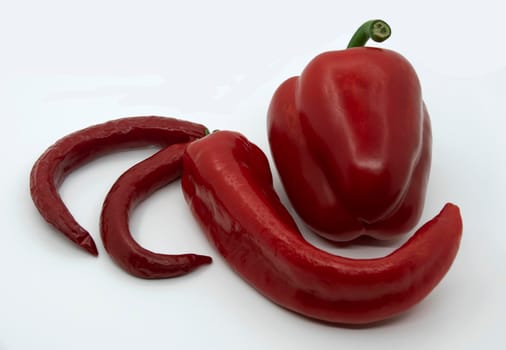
[1, 0, 505, 349]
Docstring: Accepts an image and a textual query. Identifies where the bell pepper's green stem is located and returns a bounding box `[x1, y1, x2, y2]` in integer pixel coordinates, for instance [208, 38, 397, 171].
[347, 19, 391, 48]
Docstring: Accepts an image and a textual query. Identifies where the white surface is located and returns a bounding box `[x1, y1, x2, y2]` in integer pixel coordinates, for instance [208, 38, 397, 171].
[1, 1, 505, 349]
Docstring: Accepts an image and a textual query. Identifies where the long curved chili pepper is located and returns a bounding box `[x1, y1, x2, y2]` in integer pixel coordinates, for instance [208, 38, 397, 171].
[181, 130, 463, 325]
[100, 142, 212, 278]
[30, 116, 208, 256]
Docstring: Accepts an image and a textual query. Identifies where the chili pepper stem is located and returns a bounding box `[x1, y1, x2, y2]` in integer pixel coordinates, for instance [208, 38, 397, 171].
[347, 19, 391, 48]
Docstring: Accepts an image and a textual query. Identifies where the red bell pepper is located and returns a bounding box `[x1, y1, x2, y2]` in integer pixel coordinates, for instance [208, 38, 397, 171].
[267, 20, 432, 241]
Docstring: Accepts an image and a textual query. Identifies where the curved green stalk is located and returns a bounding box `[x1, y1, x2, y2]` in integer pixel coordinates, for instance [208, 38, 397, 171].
[347, 19, 391, 48]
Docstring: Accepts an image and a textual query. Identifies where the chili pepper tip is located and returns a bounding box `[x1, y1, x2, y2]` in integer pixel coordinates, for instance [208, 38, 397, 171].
[79, 236, 99, 256]
[194, 254, 213, 266]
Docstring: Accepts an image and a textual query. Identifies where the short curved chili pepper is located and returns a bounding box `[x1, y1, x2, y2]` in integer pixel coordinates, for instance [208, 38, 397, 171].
[267, 20, 431, 241]
[30, 116, 208, 256]
[181, 130, 462, 324]
[100, 142, 212, 278]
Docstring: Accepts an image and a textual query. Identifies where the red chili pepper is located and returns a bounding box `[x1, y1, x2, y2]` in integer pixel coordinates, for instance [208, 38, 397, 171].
[100, 142, 212, 278]
[30, 116, 208, 256]
[181, 130, 462, 324]
[267, 20, 431, 241]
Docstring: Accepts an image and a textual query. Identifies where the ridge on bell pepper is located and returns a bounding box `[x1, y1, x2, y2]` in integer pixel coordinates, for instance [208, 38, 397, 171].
[267, 20, 432, 241]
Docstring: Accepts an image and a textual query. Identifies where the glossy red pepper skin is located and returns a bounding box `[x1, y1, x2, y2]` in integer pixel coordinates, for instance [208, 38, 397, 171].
[268, 48, 431, 241]
[100, 142, 212, 278]
[182, 131, 461, 324]
[30, 116, 208, 256]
